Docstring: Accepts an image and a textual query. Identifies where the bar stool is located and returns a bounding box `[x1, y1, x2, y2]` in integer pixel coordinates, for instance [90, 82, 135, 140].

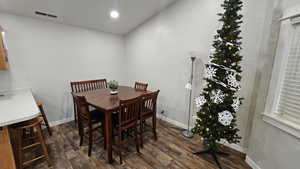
[11, 117, 51, 169]
[36, 102, 52, 136]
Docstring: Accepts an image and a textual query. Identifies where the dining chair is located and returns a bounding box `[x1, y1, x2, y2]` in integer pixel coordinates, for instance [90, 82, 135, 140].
[74, 95, 106, 157]
[112, 97, 140, 164]
[11, 117, 51, 169]
[134, 82, 148, 91]
[36, 101, 52, 136]
[71, 79, 107, 124]
[139, 90, 160, 148]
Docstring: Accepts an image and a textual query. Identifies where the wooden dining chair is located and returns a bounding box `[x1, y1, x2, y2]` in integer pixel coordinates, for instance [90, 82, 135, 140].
[134, 82, 148, 91]
[139, 90, 160, 148]
[11, 117, 51, 169]
[36, 102, 52, 136]
[74, 95, 106, 156]
[71, 79, 107, 124]
[112, 97, 140, 164]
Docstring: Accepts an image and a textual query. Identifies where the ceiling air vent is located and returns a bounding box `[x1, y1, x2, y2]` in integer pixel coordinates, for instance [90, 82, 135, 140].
[35, 11, 58, 19]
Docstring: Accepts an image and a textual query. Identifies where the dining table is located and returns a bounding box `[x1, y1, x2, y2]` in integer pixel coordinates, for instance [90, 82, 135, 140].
[72, 85, 151, 163]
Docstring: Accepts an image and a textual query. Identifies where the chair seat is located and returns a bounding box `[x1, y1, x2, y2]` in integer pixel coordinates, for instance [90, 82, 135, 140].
[140, 107, 153, 117]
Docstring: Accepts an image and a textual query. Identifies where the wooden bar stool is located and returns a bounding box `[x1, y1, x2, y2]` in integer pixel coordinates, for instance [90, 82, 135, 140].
[139, 90, 160, 148]
[112, 97, 140, 164]
[11, 117, 51, 169]
[74, 95, 106, 157]
[36, 102, 52, 136]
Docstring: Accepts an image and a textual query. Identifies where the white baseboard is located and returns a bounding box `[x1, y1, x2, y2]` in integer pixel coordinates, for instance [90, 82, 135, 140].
[49, 117, 74, 127]
[246, 156, 261, 169]
[157, 114, 188, 129]
[219, 140, 245, 153]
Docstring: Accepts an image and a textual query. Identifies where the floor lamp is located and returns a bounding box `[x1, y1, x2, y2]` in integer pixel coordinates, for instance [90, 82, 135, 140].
[182, 56, 196, 138]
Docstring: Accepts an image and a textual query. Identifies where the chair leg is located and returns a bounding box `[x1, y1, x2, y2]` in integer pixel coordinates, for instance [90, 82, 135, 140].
[88, 124, 93, 156]
[152, 115, 157, 140]
[73, 101, 77, 126]
[15, 129, 23, 169]
[140, 119, 144, 148]
[102, 123, 107, 150]
[37, 124, 52, 167]
[118, 129, 123, 164]
[78, 121, 84, 146]
[39, 105, 52, 136]
[134, 126, 140, 153]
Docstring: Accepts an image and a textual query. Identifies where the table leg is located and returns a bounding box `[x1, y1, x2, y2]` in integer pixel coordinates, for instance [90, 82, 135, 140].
[105, 111, 113, 163]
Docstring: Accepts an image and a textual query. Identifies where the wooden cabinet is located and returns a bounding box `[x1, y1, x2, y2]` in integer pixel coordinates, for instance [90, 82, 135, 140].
[0, 127, 17, 169]
[0, 32, 8, 70]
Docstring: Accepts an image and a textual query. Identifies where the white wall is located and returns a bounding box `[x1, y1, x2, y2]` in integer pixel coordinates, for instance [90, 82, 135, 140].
[246, 0, 300, 168]
[0, 13, 125, 123]
[124, 0, 269, 147]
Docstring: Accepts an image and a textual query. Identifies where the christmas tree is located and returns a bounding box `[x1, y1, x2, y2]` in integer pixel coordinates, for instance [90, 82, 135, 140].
[192, 0, 243, 155]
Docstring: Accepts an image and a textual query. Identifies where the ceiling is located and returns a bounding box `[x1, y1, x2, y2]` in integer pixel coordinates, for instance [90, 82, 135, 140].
[0, 0, 177, 35]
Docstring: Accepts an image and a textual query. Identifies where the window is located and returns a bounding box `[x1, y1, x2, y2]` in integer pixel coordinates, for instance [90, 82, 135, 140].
[263, 10, 300, 138]
[277, 23, 300, 123]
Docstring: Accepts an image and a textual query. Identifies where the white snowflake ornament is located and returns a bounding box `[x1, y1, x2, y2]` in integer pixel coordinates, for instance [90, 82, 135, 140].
[205, 66, 217, 80]
[195, 96, 207, 108]
[192, 115, 199, 121]
[232, 99, 240, 112]
[218, 110, 233, 126]
[227, 74, 239, 88]
[211, 89, 225, 104]
[209, 48, 216, 55]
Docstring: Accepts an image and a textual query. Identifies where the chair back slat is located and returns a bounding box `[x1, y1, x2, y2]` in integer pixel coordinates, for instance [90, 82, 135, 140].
[71, 79, 107, 93]
[118, 97, 140, 126]
[134, 82, 148, 91]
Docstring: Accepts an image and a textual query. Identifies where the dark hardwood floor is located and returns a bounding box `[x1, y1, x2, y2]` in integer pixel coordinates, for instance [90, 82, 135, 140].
[25, 119, 251, 169]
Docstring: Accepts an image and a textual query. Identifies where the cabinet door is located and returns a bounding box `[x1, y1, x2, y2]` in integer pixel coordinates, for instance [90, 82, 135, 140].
[0, 127, 17, 169]
[0, 33, 8, 70]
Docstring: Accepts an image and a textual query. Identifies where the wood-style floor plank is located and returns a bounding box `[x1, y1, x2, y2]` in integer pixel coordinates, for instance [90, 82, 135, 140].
[25, 119, 251, 169]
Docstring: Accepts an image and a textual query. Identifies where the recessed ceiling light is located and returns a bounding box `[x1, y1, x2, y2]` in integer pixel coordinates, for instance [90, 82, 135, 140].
[110, 10, 119, 19]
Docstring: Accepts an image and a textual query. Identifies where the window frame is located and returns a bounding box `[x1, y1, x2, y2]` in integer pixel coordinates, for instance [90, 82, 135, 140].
[263, 7, 300, 139]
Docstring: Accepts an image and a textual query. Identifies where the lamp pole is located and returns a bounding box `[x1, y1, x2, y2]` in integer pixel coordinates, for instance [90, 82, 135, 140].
[182, 56, 196, 138]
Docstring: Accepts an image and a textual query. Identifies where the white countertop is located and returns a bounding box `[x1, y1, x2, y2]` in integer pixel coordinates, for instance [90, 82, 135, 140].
[0, 89, 40, 127]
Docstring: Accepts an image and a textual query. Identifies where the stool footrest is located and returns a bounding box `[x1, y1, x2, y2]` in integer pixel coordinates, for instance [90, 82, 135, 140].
[22, 142, 41, 150]
[23, 155, 45, 166]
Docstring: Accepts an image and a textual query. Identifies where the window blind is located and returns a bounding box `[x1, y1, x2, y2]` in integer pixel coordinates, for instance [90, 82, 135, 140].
[277, 24, 300, 123]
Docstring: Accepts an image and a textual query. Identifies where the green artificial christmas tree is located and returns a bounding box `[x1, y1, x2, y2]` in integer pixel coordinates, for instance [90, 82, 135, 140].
[192, 0, 243, 168]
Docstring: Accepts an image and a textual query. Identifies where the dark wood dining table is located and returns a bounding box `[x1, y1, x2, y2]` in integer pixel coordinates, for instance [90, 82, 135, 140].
[72, 86, 151, 163]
